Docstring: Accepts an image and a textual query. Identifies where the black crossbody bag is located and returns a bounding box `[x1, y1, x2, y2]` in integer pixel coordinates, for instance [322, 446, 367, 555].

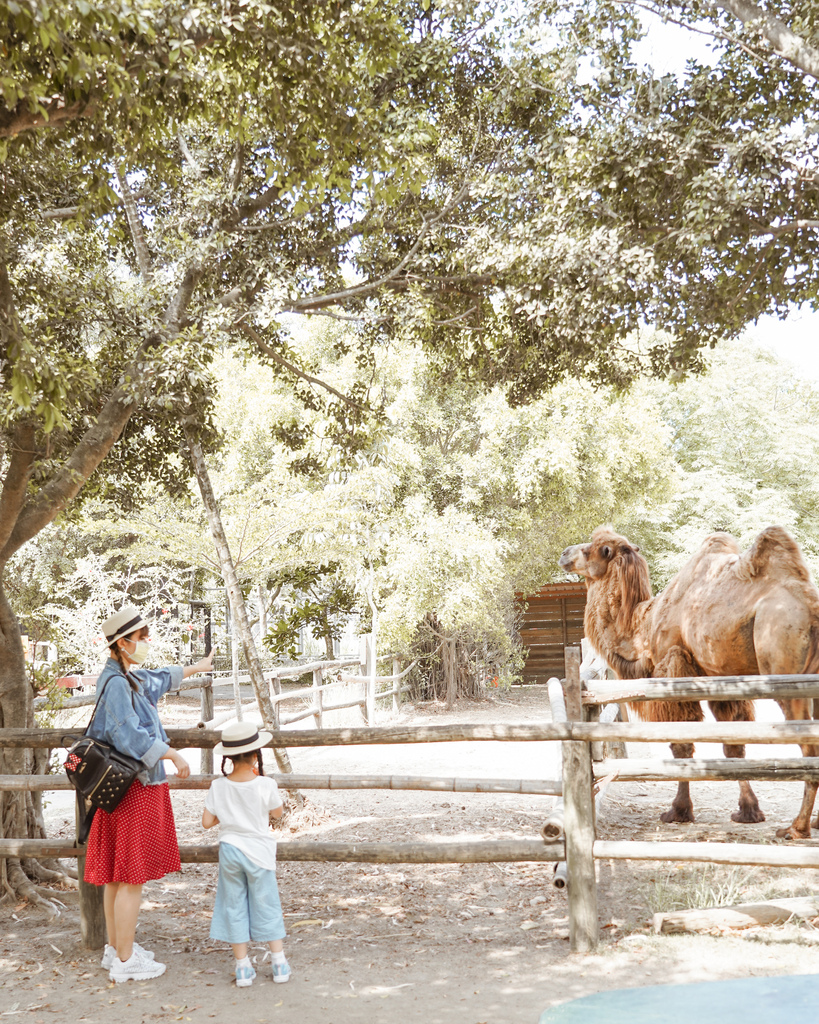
[64, 673, 144, 842]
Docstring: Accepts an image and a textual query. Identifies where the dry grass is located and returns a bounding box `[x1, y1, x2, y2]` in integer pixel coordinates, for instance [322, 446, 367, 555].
[642, 863, 819, 916]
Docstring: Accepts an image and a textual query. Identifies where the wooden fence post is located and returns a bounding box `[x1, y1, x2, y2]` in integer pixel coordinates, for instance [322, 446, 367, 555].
[359, 635, 369, 725]
[200, 674, 214, 775]
[313, 668, 324, 729]
[562, 645, 598, 953]
[75, 800, 105, 949]
[367, 636, 376, 725]
[272, 670, 281, 730]
[392, 658, 401, 716]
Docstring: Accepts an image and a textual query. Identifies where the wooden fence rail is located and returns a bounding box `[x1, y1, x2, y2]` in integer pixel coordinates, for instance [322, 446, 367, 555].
[0, 773, 562, 796]
[10, 720, 819, 749]
[34, 655, 412, 727]
[9, 837, 819, 870]
[0, 838, 564, 864]
[581, 674, 819, 705]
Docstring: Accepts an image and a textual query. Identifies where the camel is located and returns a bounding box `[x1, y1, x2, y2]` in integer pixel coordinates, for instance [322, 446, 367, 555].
[558, 525, 819, 839]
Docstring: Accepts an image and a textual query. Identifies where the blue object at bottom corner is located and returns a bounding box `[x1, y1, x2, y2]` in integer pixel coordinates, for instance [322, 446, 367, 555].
[539, 973, 818, 1024]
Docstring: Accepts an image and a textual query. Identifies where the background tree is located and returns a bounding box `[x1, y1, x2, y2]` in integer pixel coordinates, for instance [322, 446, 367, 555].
[633, 336, 819, 585]
[248, 317, 676, 693]
[469, 0, 819, 391]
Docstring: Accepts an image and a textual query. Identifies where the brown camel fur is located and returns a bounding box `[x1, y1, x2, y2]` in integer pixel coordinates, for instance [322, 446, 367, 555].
[558, 525, 819, 839]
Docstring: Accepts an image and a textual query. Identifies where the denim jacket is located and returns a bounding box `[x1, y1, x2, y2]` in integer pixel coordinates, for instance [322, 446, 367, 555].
[87, 658, 184, 786]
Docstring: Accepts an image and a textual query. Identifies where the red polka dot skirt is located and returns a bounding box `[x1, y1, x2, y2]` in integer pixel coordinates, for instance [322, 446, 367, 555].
[84, 780, 181, 885]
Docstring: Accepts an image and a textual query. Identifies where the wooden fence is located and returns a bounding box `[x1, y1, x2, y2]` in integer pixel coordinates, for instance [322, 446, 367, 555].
[38, 657, 413, 774]
[35, 655, 412, 727]
[7, 648, 819, 953]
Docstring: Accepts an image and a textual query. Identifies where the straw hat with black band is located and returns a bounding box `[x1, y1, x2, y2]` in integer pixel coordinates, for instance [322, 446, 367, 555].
[102, 605, 149, 647]
[213, 721, 272, 757]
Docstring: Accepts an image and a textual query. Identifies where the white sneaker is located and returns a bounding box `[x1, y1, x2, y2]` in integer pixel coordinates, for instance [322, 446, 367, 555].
[100, 942, 155, 971]
[235, 957, 256, 987]
[109, 949, 166, 983]
[271, 958, 291, 984]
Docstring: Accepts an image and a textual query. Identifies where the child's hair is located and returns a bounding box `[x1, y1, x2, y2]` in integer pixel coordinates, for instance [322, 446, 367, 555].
[220, 748, 264, 777]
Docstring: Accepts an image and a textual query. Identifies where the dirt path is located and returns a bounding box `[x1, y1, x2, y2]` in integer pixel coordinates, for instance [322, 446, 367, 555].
[3, 688, 819, 1023]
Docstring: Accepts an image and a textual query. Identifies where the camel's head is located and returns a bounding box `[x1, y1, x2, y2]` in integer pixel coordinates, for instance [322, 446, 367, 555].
[558, 526, 641, 581]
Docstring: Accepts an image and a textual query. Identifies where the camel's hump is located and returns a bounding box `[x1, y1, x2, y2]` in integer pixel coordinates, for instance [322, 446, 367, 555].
[698, 532, 741, 557]
[734, 526, 812, 583]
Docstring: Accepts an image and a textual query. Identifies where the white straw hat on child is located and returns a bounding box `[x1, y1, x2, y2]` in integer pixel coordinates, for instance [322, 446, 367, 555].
[102, 605, 149, 646]
[213, 721, 272, 757]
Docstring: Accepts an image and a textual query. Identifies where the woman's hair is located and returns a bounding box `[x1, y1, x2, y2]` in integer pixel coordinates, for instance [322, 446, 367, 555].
[110, 634, 139, 691]
[220, 749, 265, 777]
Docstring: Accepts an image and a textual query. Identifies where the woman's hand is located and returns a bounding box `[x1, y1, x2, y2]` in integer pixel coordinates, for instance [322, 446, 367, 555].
[183, 649, 216, 679]
[168, 749, 191, 779]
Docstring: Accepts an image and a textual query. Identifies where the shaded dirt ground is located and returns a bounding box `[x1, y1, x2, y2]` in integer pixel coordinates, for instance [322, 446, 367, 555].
[3, 687, 819, 1023]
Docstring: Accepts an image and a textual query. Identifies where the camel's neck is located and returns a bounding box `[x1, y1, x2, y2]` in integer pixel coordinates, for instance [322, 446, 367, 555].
[584, 584, 654, 680]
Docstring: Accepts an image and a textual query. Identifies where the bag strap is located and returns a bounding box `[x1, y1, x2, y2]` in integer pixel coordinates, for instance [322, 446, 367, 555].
[84, 667, 137, 735]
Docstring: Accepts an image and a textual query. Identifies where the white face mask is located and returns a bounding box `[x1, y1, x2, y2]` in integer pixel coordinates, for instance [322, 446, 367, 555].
[123, 638, 150, 665]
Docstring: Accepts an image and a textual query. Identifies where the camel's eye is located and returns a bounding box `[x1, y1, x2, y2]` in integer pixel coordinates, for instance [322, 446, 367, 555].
[601, 546, 612, 559]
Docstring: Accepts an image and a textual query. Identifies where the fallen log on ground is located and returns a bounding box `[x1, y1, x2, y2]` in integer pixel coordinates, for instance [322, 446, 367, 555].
[653, 896, 819, 934]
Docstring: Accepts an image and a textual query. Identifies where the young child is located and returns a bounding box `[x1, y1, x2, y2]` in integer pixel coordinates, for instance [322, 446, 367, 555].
[203, 721, 290, 987]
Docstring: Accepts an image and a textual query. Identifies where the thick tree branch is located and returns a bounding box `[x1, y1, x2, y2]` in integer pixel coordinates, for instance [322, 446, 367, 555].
[0, 252, 38, 555]
[40, 207, 80, 221]
[0, 97, 94, 139]
[2, 265, 202, 559]
[236, 321, 370, 413]
[713, 0, 819, 79]
[231, 183, 284, 225]
[0, 247, 20, 364]
[115, 165, 153, 282]
[0, 421, 37, 558]
[753, 220, 819, 237]
[164, 265, 202, 329]
[1, 369, 143, 558]
[229, 137, 245, 194]
[178, 132, 205, 178]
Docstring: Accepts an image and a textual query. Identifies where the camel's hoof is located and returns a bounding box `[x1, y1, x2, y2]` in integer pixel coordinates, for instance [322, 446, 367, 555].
[776, 825, 811, 840]
[660, 808, 695, 824]
[731, 807, 766, 824]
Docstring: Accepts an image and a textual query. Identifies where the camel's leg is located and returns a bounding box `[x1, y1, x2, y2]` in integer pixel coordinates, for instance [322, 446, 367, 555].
[651, 646, 704, 825]
[646, 695, 703, 825]
[774, 698, 818, 839]
[707, 699, 765, 823]
[661, 739, 697, 824]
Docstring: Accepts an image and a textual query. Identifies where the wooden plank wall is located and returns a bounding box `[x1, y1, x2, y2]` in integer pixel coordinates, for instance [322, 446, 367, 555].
[517, 582, 586, 683]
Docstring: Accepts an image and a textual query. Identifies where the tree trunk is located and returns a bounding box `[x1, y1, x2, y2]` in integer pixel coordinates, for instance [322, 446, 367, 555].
[0, 579, 64, 909]
[186, 438, 299, 787]
[228, 591, 244, 721]
[444, 636, 457, 709]
[316, 607, 335, 661]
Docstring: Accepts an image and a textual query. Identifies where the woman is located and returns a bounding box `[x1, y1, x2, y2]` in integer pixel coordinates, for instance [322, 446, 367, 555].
[84, 605, 214, 983]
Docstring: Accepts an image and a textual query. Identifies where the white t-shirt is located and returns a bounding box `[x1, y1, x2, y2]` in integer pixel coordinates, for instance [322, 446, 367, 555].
[204, 775, 283, 870]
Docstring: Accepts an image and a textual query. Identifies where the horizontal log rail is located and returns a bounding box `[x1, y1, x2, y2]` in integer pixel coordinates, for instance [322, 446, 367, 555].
[40, 663, 411, 718]
[10, 720, 819, 749]
[0, 838, 564, 865]
[0, 773, 562, 796]
[7, 836, 819, 869]
[33, 673, 216, 711]
[593, 757, 819, 782]
[269, 674, 369, 707]
[593, 840, 819, 869]
[582, 673, 819, 706]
